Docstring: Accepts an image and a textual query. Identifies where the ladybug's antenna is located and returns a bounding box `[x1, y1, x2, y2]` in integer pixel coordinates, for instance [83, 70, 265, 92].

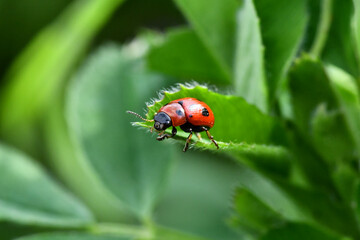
[126, 111, 154, 122]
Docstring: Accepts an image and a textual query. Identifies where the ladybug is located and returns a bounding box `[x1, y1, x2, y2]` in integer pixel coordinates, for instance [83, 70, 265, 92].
[128, 97, 219, 152]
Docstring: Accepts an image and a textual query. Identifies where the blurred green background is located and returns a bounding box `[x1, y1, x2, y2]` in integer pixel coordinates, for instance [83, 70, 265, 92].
[1, 0, 360, 240]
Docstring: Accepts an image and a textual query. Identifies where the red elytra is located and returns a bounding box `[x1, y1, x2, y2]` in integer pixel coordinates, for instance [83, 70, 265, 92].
[127, 97, 218, 152]
[158, 97, 215, 128]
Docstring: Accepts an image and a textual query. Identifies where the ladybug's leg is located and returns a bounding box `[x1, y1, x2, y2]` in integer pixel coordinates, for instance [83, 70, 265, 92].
[183, 131, 193, 152]
[195, 133, 202, 140]
[205, 129, 219, 149]
[157, 127, 177, 141]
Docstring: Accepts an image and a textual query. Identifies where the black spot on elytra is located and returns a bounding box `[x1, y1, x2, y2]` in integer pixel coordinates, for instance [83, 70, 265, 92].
[176, 109, 184, 116]
[202, 108, 209, 116]
[178, 100, 183, 106]
[189, 114, 193, 118]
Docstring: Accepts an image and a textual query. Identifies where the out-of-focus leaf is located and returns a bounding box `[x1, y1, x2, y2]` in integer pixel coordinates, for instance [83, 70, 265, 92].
[353, 0, 360, 66]
[311, 104, 355, 165]
[288, 56, 337, 187]
[287, 132, 336, 193]
[154, 152, 241, 240]
[173, 0, 239, 82]
[238, 166, 360, 238]
[332, 164, 359, 205]
[45, 99, 131, 222]
[16, 233, 132, 240]
[0, 0, 71, 76]
[0, 222, 51, 240]
[355, 181, 360, 224]
[67, 41, 175, 220]
[153, 225, 215, 240]
[325, 64, 360, 156]
[288, 55, 354, 190]
[279, 180, 359, 239]
[322, 0, 359, 77]
[0, 144, 93, 227]
[0, 0, 125, 151]
[289, 55, 337, 135]
[302, 0, 321, 51]
[147, 28, 229, 84]
[234, 0, 268, 113]
[236, 166, 312, 223]
[253, 0, 307, 101]
[231, 188, 284, 237]
[259, 222, 348, 240]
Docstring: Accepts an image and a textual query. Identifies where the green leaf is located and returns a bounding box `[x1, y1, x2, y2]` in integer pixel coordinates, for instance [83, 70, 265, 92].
[353, 0, 360, 66]
[332, 164, 359, 205]
[288, 133, 336, 192]
[0, 0, 125, 151]
[289, 55, 337, 136]
[253, 0, 307, 100]
[0, 144, 93, 227]
[231, 188, 284, 236]
[310, 104, 355, 165]
[236, 166, 311, 223]
[302, 0, 322, 51]
[237, 166, 360, 238]
[259, 222, 349, 240]
[325, 64, 360, 156]
[234, 0, 268, 113]
[278, 180, 359, 238]
[173, 0, 239, 82]
[147, 28, 229, 84]
[67, 41, 175, 219]
[45, 99, 132, 221]
[145, 84, 275, 144]
[288, 55, 355, 189]
[289, 55, 337, 135]
[16, 233, 132, 240]
[355, 181, 360, 224]
[322, 0, 359, 77]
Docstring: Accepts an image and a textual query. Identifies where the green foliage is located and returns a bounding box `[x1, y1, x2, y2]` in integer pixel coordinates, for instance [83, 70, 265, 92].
[147, 28, 228, 84]
[326, 65, 360, 154]
[234, 0, 267, 112]
[173, 0, 239, 82]
[322, 0, 359, 77]
[0, 144, 93, 227]
[259, 223, 348, 240]
[1, 0, 360, 239]
[16, 233, 132, 240]
[231, 188, 283, 236]
[66, 42, 175, 219]
[253, 0, 307, 100]
[0, 0, 125, 154]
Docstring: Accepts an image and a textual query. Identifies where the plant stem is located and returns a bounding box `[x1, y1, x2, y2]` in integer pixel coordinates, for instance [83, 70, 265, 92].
[310, 0, 333, 57]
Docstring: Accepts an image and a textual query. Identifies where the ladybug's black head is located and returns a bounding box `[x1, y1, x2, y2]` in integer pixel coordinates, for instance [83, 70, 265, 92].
[154, 112, 172, 131]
